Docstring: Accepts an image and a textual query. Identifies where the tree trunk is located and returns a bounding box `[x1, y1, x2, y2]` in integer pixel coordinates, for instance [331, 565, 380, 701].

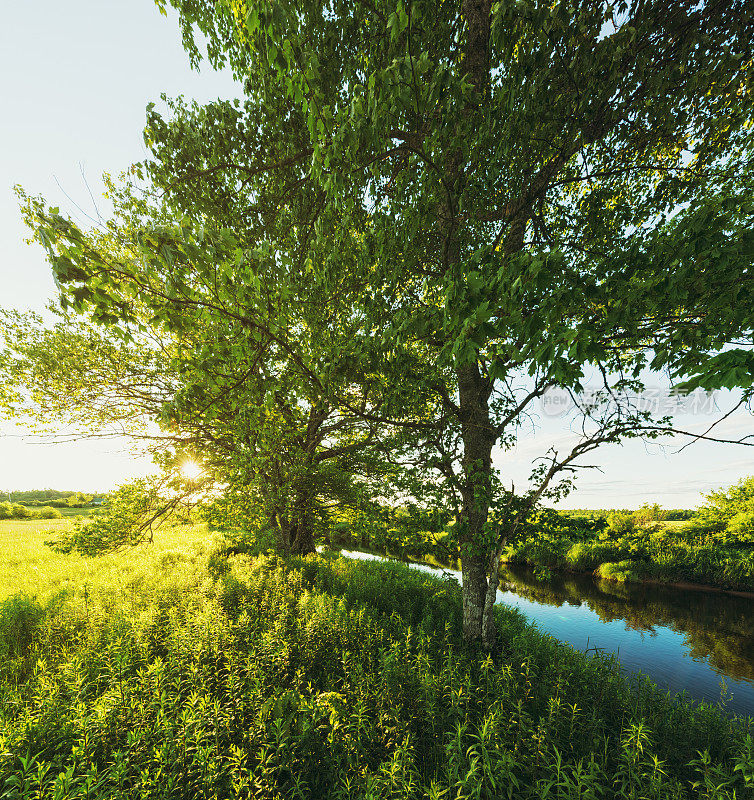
[456, 362, 495, 643]
[290, 519, 315, 555]
[461, 552, 488, 641]
[481, 539, 506, 649]
[440, 0, 495, 644]
[288, 406, 326, 556]
[272, 510, 292, 553]
[289, 486, 316, 555]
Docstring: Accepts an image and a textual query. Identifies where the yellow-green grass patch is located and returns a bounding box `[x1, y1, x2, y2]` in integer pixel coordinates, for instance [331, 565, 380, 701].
[0, 518, 215, 606]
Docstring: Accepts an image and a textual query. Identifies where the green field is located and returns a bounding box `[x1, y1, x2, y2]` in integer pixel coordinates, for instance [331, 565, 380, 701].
[58, 507, 99, 518]
[1, 519, 753, 798]
[659, 519, 692, 530]
[0, 517, 212, 604]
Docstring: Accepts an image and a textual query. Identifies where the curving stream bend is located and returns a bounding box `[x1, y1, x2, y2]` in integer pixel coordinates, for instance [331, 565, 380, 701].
[339, 549, 754, 718]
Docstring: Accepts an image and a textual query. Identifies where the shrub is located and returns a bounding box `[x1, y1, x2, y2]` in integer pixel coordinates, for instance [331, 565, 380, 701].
[692, 476, 754, 533]
[596, 560, 643, 583]
[633, 503, 666, 526]
[504, 534, 568, 568]
[607, 511, 637, 536]
[566, 541, 627, 570]
[37, 506, 62, 519]
[0, 594, 48, 683]
[0, 501, 12, 520]
[727, 509, 754, 538]
[11, 504, 36, 520]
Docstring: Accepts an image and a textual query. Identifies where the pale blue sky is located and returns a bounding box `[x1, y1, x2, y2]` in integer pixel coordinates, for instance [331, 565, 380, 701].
[0, 1, 751, 507]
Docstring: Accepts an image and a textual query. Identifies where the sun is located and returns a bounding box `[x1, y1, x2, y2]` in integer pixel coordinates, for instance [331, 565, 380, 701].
[180, 460, 202, 480]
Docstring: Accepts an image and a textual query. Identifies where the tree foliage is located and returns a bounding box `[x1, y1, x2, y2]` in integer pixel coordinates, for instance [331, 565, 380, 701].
[692, 476, 754, 538]
[154, 0, 754, 643]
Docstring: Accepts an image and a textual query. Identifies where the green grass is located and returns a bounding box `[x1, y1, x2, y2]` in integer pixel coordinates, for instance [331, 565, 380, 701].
[0, 524, 753, 798]
[59, 506, 97, 518]
[0, 517, 212, 603]
[660, 519, 693, 530]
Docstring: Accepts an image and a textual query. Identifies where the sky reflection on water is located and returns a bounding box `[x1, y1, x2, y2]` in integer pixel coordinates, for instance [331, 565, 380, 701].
[340, 549, 754, 718]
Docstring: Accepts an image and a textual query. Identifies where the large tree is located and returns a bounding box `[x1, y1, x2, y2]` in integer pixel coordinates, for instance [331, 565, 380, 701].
[11, 0, 754, 644]
[6, 170, 408, 554]
[146, 0, 753, 644]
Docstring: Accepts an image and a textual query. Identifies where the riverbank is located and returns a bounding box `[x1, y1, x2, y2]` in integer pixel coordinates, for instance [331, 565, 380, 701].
[337, 537, 754, 598]
[2, 535, 753, 798]
[502, 525, 754, 593]
[338, 546, 754, 714]
[597, 571, 754, 599]
[509, 560, 754, 599]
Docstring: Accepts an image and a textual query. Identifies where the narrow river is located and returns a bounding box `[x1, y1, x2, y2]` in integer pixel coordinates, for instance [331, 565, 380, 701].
[340, 550, 754, 718]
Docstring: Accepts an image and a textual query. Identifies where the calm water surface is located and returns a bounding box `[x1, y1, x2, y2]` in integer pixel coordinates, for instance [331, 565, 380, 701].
[340, 550, 754, 718]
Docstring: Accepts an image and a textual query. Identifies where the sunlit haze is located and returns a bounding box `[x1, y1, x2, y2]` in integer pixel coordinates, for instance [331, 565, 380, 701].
[180, 461, 203, 481]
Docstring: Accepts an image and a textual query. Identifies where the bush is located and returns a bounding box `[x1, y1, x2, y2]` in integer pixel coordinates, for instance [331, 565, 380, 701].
[504, 534, 568, 568]
[37, 506, 62, 519]
[565, 541, 627, 570]
[692, 476, 754, 533]
[11, 504, 36, 520]
[0, 501, 12, 520]
[633, 503, 666, 526]
[607, 511, 637, 536]
[0, 594, 48, 683]
[596, 560, 643, 583]
[727, 509, 754, 538]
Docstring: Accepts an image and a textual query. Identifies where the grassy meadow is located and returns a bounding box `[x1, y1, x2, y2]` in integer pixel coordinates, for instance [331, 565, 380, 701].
[58, 507, 99, 518]
[1, 518, 754, 798]
[0, 517, 212, 604]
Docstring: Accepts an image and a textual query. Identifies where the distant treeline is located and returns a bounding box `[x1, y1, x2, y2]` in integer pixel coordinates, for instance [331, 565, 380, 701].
[563, 508, 695, 521]
[2, 489, 77, 501]
[0, 490, 100, 508]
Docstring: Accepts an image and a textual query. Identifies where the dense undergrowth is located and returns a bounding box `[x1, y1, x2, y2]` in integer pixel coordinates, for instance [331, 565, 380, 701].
[503, 481, 754, 592]
[503, 524, 754, 592]
[1, 537, 753, 799]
